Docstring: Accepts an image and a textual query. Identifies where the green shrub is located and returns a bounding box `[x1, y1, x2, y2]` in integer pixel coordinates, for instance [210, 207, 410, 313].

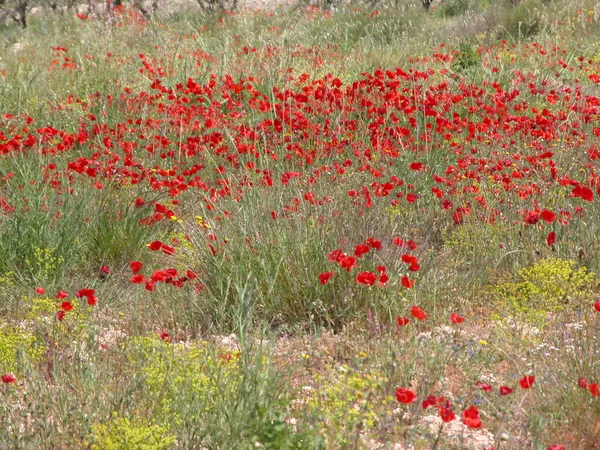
[91, 415, 175, 450]
[490, 258, 595, 325]
[0, 326, 46, 374]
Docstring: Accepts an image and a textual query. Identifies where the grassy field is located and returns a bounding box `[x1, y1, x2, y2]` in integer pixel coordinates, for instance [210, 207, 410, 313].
[1, 0, 600, 448]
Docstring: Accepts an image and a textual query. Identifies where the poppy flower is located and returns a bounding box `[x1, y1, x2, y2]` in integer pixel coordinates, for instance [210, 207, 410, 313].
[499, 386, 513, 396]
[339, 255, 357, 272]
[450, 312, 464, 324]
[396, 317, 410, 327]
[401, 276, 414, 289]
[409, 162, 424, 171]
[476, 381, 492, 392]
[57, 310, 66, 321]
[401, 254, 418, 265]
[462, 405, 482, 429]
[161, 244, 175, 255]
[356, 271, 377, 286]
[379, 272, 389, 286]
[548, 446, 564, 450]
[148, 240, 162, 251]
[589, 383, 600, 397]
[519, 375, 535, 389]
[1, 374, 16, 384]
[366, 238, 382, 249]
[422, 395, 437, 409]
[540, 209, 556, 223]
[318, 271, 334, 285]
[546, 231, 556, 246]
[35, 287, 45, 295]
[160, 332, 172, 342]
[578, 377, 588, 389]
[130, 274, 145, 284]
[395, 387, 416, 404]
[130, 261, 143, 273]
[594, 301, 600, 313]
[76, 288, 97, 306]
[100, 265, 110, 275]
[524, 210, 539, 225]
[61, 301, 73, 311]
[186, 270, 197, 279]
[571, 185, 594, 202]
[56, 290, 68, 299]
[354, 244, 370, 258]
[411, 306, 427, 320]
[440, 406, 456, 422]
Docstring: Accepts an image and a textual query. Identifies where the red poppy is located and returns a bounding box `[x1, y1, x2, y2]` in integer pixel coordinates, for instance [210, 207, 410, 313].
[57, 310, 66, 321]
[160, 332, 172, 342]
[519, 375, 535, 389]
[56, 290, 68, 299]
[100, 265, 110, 274]
[589, 383, 600, 397]
[594, 301, 600, 313]
[476, 381, 492, 392]
[76, 288, 97, 306]
[524, 210, 539, 225]
[571, 185, 594, 202]
[318, 271, 334, 285]
[161, 244, 175, 255]
[1, 374, 16, 384]
[130, 274, 145, 284]
[130, 261, 143, 273]
[401, 276, 414, 289]
[339, 255, 357, 272]
[540, 209, 556, 223]
[186, 270, 197, 279]
[356, 271, 377, 286]
[354, 244, 370, 258]
[450, 312, 464, 324]
[546, 231, 556, 246]
[422, 395, 437, 409]
[548, 446, 564, 450]
[411, 306, 427, 320]
[401, 254, 418, 265]
[148, 240, 162, 251]
[410, 162, 424, 171]
[462, 405, 482, 429]
[499, 386, 513, 396]
[35, 287, 45, 295]
[366, 238, 382, 249]
[61, 301, 73, 311]
[396, 317, 410, 327]
[395, 388, 416, 404]
[578, 377, 588, 389]
[379, 272, 389, 286]
[440, 406, 456, 422]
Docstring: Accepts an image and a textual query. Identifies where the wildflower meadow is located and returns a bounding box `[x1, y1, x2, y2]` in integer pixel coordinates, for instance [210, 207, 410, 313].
[1, 0, 600, 448]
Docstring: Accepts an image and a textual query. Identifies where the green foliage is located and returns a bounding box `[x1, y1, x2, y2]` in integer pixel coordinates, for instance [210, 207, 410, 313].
[452, 40, 481, 73]
[306, 365, 388, 447]
[0, 326, 46, 373]
[437, 0, 477, 17]
[491, 258, 595, 325]
[129, 337, 314, 449]
[91, 415, 175, 450]
[499, 0, 544, 39]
